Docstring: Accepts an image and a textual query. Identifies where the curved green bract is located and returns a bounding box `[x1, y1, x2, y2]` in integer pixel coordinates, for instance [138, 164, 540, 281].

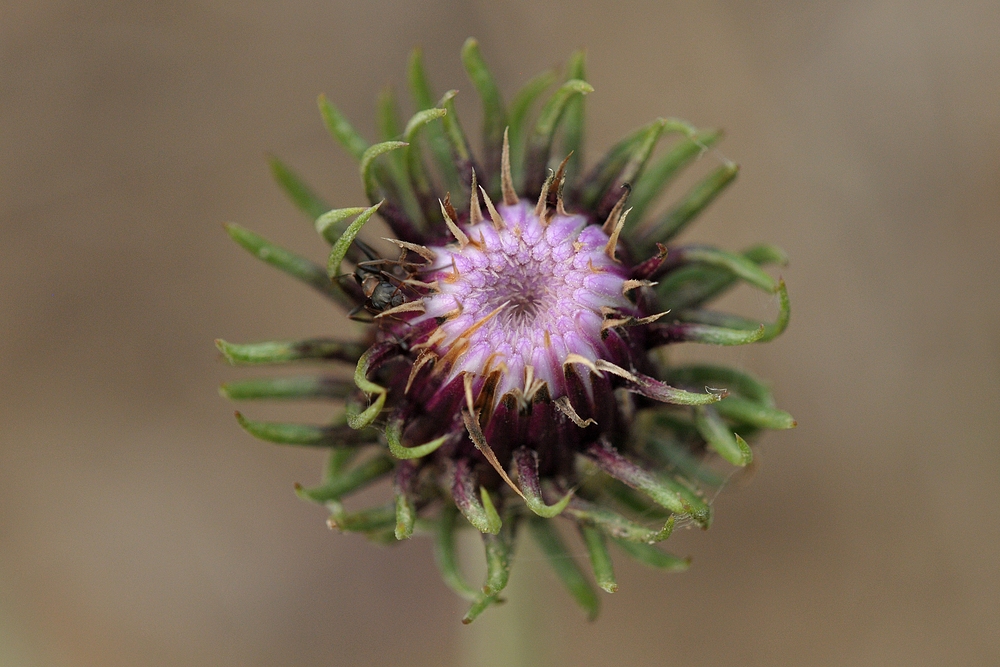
[761, 279, 791, 341]
[612, 538, 690, 571]
[680, 322, 767, 346]
[324, 447, 359, 480]
[326, 502, 397, 534]
[296, 455, 395, 503]
[659, 478, 712, 529]
[224, 222, 353, 309]
[326, 202, 382, 279]
[565, 496, 675, 543]
[462, 530, 512, 624]
[404, 107, 448, 144]
[715, 395, 796, 430]
[385, 419, 448, 459]
[215, 338, 367, 365]
[408, 48, 462, 193]
[315, 206, 367, 245]
[524, 489, 573, 518]
[437, 90, 474, 167]
[579, 124, 650, 202]
[507, 69, 556, 186]
[640, 431, 727, 487]
[268, 155, 330, 221]
[635, 161, 739, 248]
[476, 488, 502, 535]
[461, 37, 506, 192]
[666, 363, 774, 405]
[559, 51, 586, 184]
[235, 412, 364, 447]
[317, 94, 368, 159]
[377, 86, 403, 143]
[672, 280, 789, 345]
[683, 246, 778, 292]
[625, 370, 726, 405]
[580, 524, 617, 593]
[528, 516, 600, 620]
[599, 478, 671, 519]
[674, 313, 777, 344]
[433, 505, 479, 602]
[376, 89, 425, 226]
[614, 118, 670, 184]
[581, 118, 695, 215]
[746, 244, 790, 266]
[525, 78, 594, 192]
[394, 491, 416, 540]
[532, 79, 594, 150]
[403, 107, 447, 208]
[694, 405, 752, 467]
[360, 141, 408, 201]
[627, 129, 723, 226]
[579, 119, 662, 209]
[220, 376, 351, 401]
[346, 347, 388, 429]
[454, 485, 502, 535]
[588, 444, 711, 528]
[461, 38, 505, 132]
[657, 243, 788, 311]
[514, 448, 573, 517]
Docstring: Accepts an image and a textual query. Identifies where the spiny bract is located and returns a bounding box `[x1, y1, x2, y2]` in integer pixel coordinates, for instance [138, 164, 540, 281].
[218, 38, 794, 623]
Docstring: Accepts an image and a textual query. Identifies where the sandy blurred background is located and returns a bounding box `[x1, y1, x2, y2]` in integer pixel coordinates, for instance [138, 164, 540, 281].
[2, 1, 998, 665]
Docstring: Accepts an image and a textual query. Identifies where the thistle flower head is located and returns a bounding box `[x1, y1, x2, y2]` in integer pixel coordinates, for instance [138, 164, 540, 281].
[422, 196, 632, 401]
[218, 38, 794, 623]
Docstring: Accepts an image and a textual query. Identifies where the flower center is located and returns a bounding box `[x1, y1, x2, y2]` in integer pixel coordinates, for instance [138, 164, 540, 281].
[479, 250, 553, 327]
[420, 200, 632, 400]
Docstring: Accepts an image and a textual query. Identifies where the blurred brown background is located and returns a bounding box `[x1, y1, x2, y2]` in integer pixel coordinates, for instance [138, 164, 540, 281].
[2, 1, 998, 665]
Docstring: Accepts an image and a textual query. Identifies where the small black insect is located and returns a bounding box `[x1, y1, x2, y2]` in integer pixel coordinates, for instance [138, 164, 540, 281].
[346, 240, 409, 321]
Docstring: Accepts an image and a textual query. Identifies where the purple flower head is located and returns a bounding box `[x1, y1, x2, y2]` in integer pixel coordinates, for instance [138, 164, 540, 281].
[421, 197, 632, 402]
[218, 39, 794, 622]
